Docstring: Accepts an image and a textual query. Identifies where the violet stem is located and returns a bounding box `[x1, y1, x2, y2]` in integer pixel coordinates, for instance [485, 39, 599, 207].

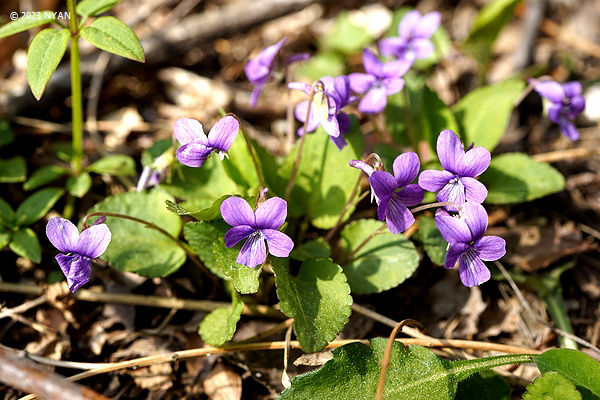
[226, 113, 266, 189]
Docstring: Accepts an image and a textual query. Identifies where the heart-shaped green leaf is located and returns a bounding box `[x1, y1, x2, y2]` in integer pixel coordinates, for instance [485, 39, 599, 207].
[341, 219, 419, 294]
[198, 293, 244, 346]
[85, 190, 185, 276]
[272, 257, 352, 353]
[524, 372, 582, 400]
[27, 28, 70, 99]
[212, 237, 262, 295]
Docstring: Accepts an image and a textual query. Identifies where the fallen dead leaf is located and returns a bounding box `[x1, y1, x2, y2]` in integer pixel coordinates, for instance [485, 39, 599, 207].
[203, 361, 242, 400]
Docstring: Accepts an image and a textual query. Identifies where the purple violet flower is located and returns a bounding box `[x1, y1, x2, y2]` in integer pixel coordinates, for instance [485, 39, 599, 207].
[418, 130, 490, 211]
[174, 115, 239, 168]
[290, 76, 357, 149]
[532, 80, 586, 140]
[348, 48, 411, 114]
[379, 10, 441, 62]
[245, 38, 287, 107]
[435, 203, 506, 287]
[369, 152, 424, 233]
[46, 217, 111, 292]
[221, 196, 294, 268]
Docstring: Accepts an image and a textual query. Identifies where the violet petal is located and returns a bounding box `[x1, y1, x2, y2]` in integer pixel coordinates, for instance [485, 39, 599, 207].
[224, 225, 256, 248]
[461, 202, 488, 240]
[435, 214, 472, 244]
[255, 197, 287, 230]
[370, 171, 398, 198]
[77, 224, 111, 259]
[436, 130, 464, 173]
[392, 152, 420, 187]
[56, 253, 92, 292]
[418, 169, 454, 192]
[459, 251, 491, 287]
[263, 229, 294, 257]
[475, 236, 506, 261]
[396, 184, 425, 207]
[359, 85, 387, 114]
[220, 197, 255, 227]
[445, 242, 469, 270]
[461, 177, 488, 203]
[457, 146, 490, 177]
[46, 217, 79, 253]
[176, 143, 212, 167]
[207, 115, 239, 152]
[385, 195, 414, 234]
[174, 118, 207, 146]
[534, 81, 564, 104]
[236, 231, 267, 267]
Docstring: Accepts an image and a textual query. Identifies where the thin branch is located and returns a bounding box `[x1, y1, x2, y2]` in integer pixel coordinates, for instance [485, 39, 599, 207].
[18, 338, 541, 399]
[0, 282, 284, 319]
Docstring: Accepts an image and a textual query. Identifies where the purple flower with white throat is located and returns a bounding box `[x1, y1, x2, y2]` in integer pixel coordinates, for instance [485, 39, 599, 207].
[418, 130, 490, 211]
[380, 10, 441, 62]
[245, 38, 287, 107]
[46, 217, 111, 292]
[221, 196, 294, 268]
[532, 80, 585, 140]
[369, 152, 424, 233]
[290, 76, 357, 149]
[174, 115, 239, 168]
[435, 203, 506, 287]
[348, 48, 411, 114]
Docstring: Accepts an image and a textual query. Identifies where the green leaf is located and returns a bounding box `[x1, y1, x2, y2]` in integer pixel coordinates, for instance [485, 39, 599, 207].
[0, 156, 27, 182]
[9, 228, 41, 263]
[15, 187, 63, 226]
[414, 215, 447, 266]
[279, 119, 363, 229]
[341, 219, 419, 294]
[452, 79, 524, 151]
[66, 172, 92, 198]
[76, 0, 121, 17]
[272, 257, 352, 353]
[167, 195, 244, 221]
[0, 11, 55, 40]
[198, 293, 244, 346]
[80, 16, 144, 62]
[24, 165, 69, 190]
[52, 142, 72, 162]
[221, 134, 258, 188]
[455, 370, 511, 400]
[0, 119, 14, 147]
[320, 12, 373, 55]
[385, 73, 425, 147]
[0, 198, 15, 228]
[524, 372, 582, 400]
[421, 86, 460, 154]
[86, 154, 136, 176]
[296, 52, 346, 82]
[290, 238, 331, 262]
[463, 0, 522, 66]
[183, 221, 229, 279]
[535, 348, 600, 400]
[480, 153, 565, 204]
[141, 139, 171, 167]
[213, 238, 262, 294]
[281, 338, 532, 399]
[161, 157, 238, 204]
[0, 229, 11, 250]
[85, 190, 185, 276]
[27, 28, 70, 100]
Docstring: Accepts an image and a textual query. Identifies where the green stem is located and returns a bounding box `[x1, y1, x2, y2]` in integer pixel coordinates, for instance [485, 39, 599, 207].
[340, 224, 387, 265]
[67, 0, 83, 175]
[543, 290, 578, 350]
[284, 81, 321, 202]
[401, 89, 419, 154]
[62, 194, 75, 220]
[324, 174, 364, 242]
[82, 212, 220, 288]
[227, 113, 266, 189]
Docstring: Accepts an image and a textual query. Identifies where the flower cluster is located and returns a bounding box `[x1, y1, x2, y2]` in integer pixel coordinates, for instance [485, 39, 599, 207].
[351, 130, 504, 287]
[532, 79, 585, 140]
[46, 217, 111, 292]
[380, 10, 441, 63]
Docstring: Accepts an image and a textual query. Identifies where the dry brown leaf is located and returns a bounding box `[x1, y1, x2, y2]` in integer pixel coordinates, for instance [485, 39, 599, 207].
[203, 362, 242, 400]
